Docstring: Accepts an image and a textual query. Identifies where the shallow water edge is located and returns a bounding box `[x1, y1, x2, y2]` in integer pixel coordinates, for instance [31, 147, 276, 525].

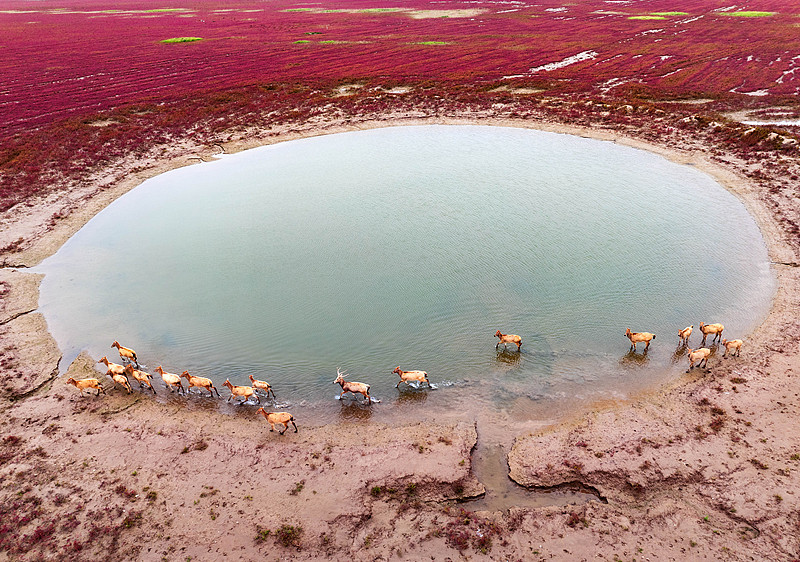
[33, 124, 776, 436]
[11, 119, 780, 419]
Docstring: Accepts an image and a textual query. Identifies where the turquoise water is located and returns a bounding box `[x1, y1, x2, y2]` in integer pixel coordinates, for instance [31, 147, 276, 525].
[37, 125, 775, 424]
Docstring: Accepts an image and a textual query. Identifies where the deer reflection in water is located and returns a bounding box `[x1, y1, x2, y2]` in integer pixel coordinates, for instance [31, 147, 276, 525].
[496, 349, 522, 366]
[396, 385, 430, 405]
[337, 400, 374, 422]
[619, 348, 651, 367]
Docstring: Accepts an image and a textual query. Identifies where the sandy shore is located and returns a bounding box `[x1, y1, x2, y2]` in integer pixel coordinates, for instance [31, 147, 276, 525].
[1, 110, 798, 560]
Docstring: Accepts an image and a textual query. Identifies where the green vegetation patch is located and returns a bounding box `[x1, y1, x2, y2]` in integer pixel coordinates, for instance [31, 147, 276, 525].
[416, 41, 449, 45]
[629, 15, 666, 20]
[723, 11, 775, 17]
[160, 36, 203, 43]
[284, 7, 403, 15]
[293, 40, 311, 44]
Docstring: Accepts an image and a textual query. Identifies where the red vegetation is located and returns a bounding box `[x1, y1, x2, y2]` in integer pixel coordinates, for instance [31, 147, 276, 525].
[2, 0, 800, 135]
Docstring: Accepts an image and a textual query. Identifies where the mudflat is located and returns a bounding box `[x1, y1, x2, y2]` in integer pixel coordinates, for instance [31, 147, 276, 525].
[1, 109, 799, 560]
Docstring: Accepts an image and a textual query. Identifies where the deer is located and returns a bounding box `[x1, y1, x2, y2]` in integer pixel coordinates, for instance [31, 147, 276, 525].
[155, 366, 185, 394]
[257, 408, 297, 434]
[223, 379, 259, 404]
[248, 375, 276, 399]
[180, 371, 220, 397]
[110, 372, 132, 394]
[699, 322, 724, 346]
[495, 330, 522, 351]
[392, 366, 430, 388]
[97, 356, 126, 377]
[722, 339, 743, 357]
[123, 364, 156, 394]
[625, 328, 655, 351]
[678, 325, 693, 346]
[111, 340, 138, 365]
[687, 347, 711, 371]
[66, 377, 105, 396]
[333, 369, 372, 403]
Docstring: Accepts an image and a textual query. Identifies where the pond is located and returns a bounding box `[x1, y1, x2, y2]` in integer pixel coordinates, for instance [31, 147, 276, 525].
[37, 125, 775, 428]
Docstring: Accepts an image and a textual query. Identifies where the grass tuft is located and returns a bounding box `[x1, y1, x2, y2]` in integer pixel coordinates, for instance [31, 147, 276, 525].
[275, 524, 303, 548]
[723, 11, 775, 17]
[160, 37, 203, 43]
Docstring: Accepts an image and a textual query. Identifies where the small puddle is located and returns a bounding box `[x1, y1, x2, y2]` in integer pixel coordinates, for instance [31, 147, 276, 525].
[465, 434, 598, 512]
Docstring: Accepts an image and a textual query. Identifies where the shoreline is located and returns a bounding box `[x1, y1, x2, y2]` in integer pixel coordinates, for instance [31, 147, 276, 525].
[1, 112, 799, 560]
[7, 116, 788, 420]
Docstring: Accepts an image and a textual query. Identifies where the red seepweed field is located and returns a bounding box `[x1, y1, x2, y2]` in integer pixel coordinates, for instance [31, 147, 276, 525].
[2, 0, 800, 135]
